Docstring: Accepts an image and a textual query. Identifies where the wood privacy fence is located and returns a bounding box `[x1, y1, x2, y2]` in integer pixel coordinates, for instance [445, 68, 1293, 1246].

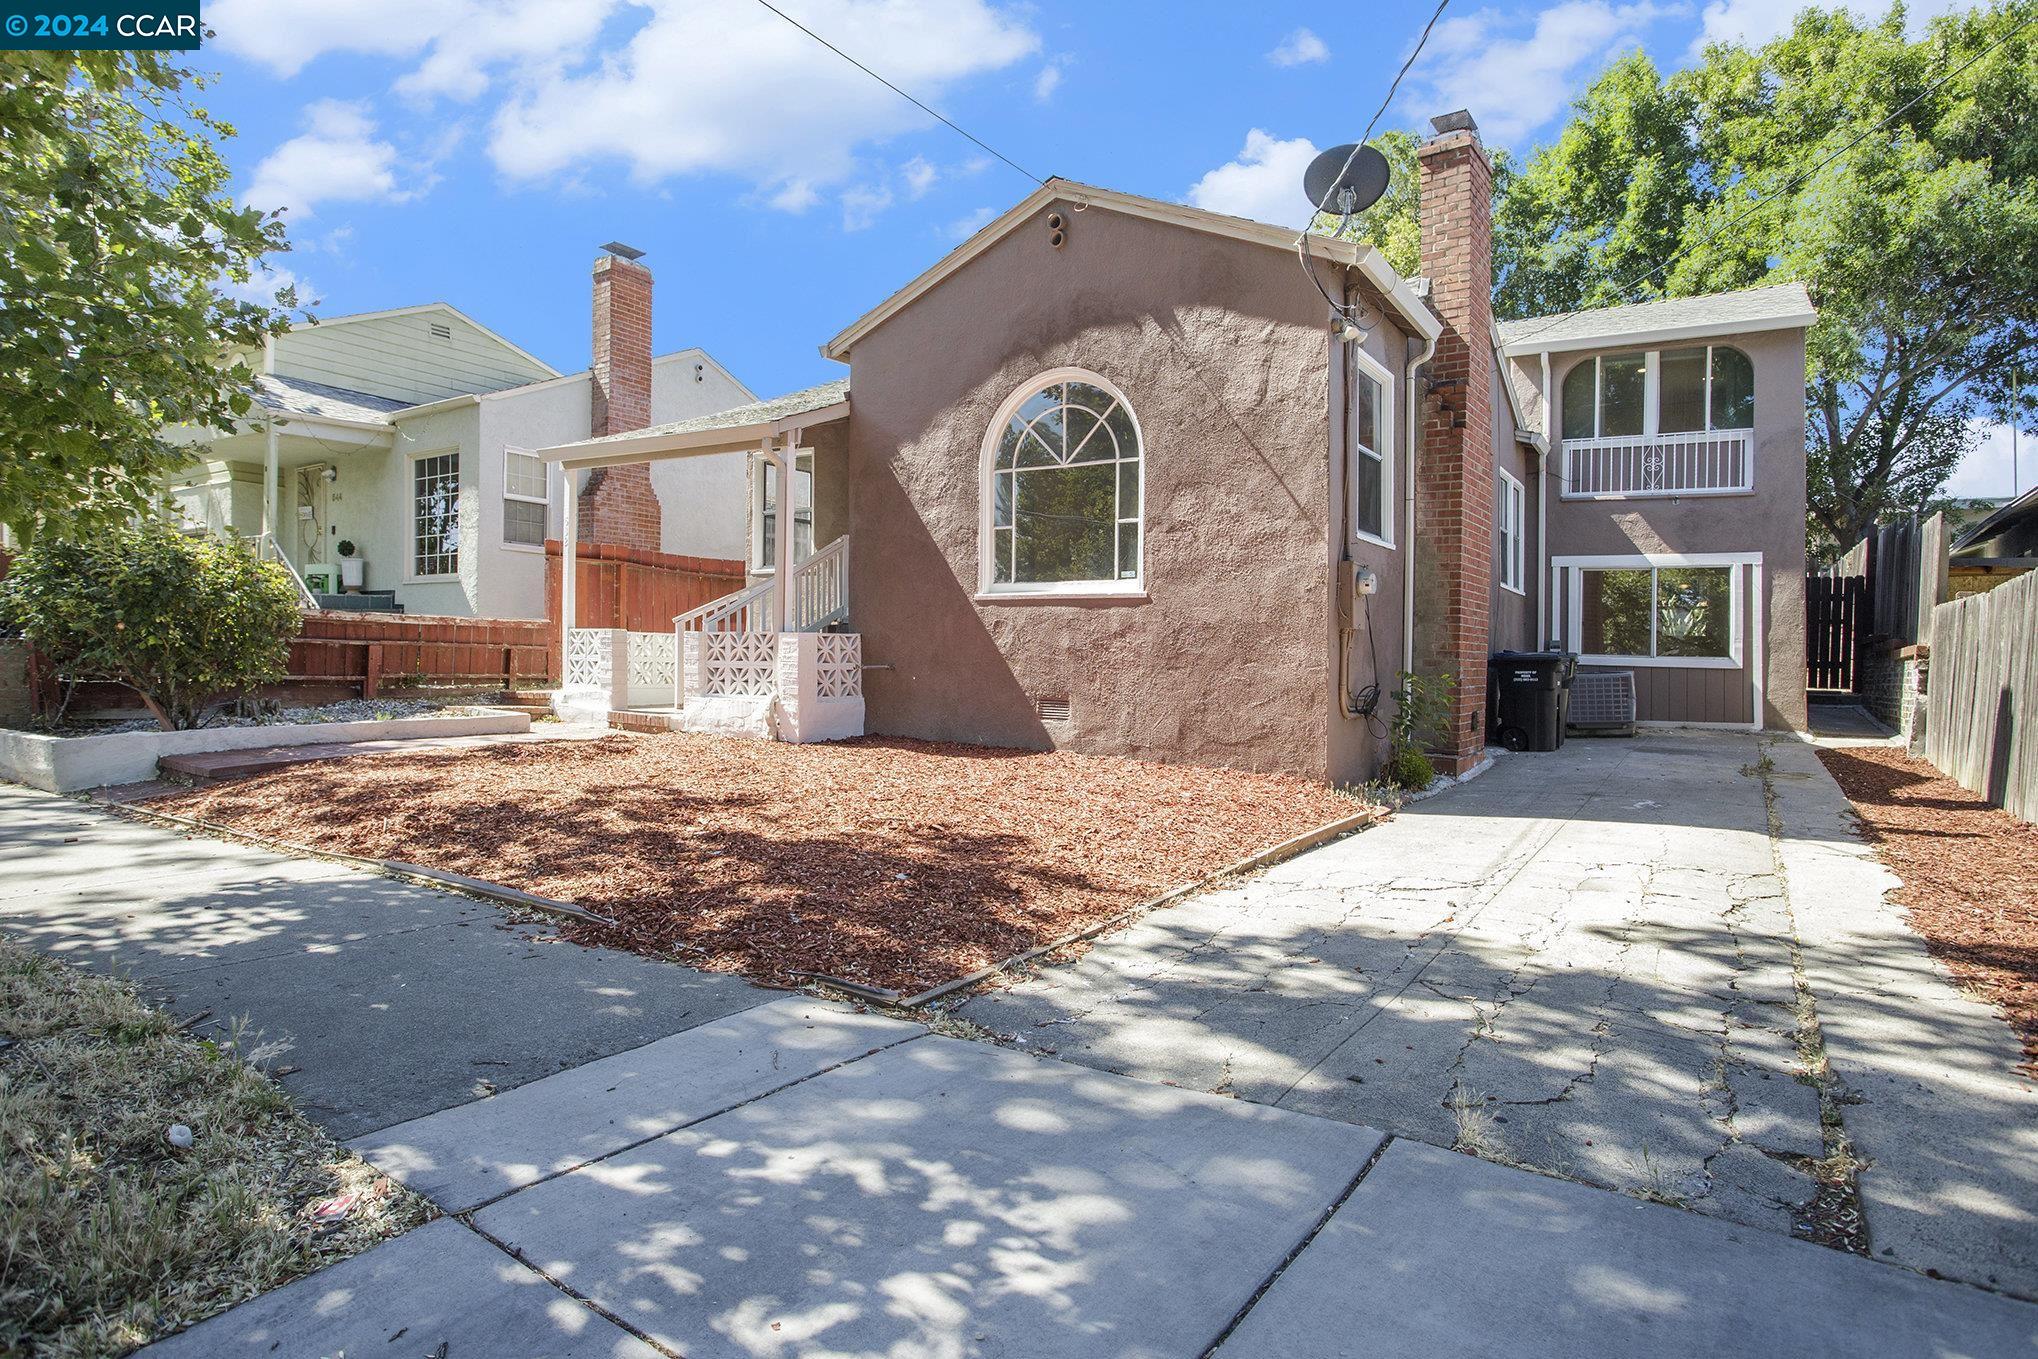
[1806, 574, 1868, 690]
[293, 612, 557, 696]
[544, 540, 747, 633]
[1924, 567, 2038, 822]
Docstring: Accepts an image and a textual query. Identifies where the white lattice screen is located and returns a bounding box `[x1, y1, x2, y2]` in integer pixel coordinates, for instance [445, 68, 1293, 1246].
[565, 628, 611, 689]
[816, 633, 861, 699]
[704, 631, 780, 696]
[626, 631, 677, 693]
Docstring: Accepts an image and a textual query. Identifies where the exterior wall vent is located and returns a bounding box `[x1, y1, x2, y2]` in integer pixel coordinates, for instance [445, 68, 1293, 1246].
[428, 321, 453, 340]
[1035, 696, 1071, 723]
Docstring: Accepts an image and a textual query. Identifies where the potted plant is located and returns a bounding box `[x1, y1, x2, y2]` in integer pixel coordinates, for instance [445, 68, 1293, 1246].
[336, 539, 365, 592]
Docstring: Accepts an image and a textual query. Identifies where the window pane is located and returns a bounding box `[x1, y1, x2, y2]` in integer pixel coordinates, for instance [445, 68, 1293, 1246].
[1117, 458, 1139, 514]
[1117, 522, 1140, 579]
[1354, 450, 1383, 539]
[995, 423, 1025, 470]
[413, 453, 458, 577]
[1102, 400, 1138, 464]
[504, 451, 547, 500]
[994, 527, 1013, 583]
[1016, 385, 1061, 429]
[1064, 404, 1106, 462]
[1710, 346, 1754, 429]
[1014, 462, 1115, 584]
[1066, 382, 1116, 418]
[994, 471, 1013, 527]
[1355, 371, 1379, 451]
[1599, 353, 1645, 437]
[1581, 568, 1652, 655]
[1658, 347, 1707, 434]
[1013, 426, 1062, 469]
[1657, 566, 1733, 658]
[1561, 361, 1596, 440]
[503, 497, 544, 546]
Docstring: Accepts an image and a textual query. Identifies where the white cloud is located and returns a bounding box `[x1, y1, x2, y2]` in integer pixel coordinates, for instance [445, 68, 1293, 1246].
[1033, 55, 1070, 101]
[1692, 0, 1987, 55]
[945, 206, 997, 239]
[841, 182, 893, 231]
[1268, 27, 1330, 67]
[1186, 129, 1319, 228]
[242, 101, 414, 221]
[487, 0, 1038, 206]
[902, 155, 938, 197]
[1407, 2, 1675, 146]
[223, 259, 319, 308]
[1944, 420, 2033, 501]
[208, 0, 618, 92]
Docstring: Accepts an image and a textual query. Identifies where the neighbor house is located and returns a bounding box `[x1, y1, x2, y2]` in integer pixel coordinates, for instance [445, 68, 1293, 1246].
[536, 111, 1813, 783]
[168, 251, 752, 618]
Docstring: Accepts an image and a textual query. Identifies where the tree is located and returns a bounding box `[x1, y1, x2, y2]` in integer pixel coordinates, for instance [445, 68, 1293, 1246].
[0, 522, 303, 730]
[0, 50, 297, 546]
[1325, 4, 2038, 555]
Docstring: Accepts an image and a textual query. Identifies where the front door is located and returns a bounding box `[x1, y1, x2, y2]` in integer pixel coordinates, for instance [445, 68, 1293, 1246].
[295, 465, 330, 566]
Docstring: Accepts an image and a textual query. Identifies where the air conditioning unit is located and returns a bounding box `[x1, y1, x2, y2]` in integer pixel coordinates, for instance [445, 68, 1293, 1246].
[1568, 670, 1636, 737]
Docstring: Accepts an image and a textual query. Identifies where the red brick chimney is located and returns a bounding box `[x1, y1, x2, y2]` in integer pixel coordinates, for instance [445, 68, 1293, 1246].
[577, 249, 662, 553]
[1413, 110, 1495, 772]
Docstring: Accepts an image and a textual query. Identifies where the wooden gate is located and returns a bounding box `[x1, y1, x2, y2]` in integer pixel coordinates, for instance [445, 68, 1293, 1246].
[1806, 573, 1868, 691]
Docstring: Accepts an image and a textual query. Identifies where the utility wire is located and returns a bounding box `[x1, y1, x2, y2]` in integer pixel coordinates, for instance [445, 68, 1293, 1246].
[1501, 8, 2035, 354]
[750, 0, 1046, 186]
[1297, 0, 1451, 319]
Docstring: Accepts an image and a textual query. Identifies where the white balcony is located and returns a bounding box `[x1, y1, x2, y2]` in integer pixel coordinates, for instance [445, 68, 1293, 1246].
[1561, 429, 1754, 500]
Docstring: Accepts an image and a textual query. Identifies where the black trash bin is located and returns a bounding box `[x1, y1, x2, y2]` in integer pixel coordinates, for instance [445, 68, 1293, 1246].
[1486, 650, 1576, 752]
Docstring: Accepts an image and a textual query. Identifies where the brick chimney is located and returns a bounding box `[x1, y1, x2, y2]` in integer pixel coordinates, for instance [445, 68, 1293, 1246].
[1413, 110, 1495, 772]
[577, 248, 662, 553]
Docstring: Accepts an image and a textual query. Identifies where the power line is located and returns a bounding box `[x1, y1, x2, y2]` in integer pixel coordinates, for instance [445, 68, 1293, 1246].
[750, 0, 1045, 186]
[1501, 8, 2035, 353]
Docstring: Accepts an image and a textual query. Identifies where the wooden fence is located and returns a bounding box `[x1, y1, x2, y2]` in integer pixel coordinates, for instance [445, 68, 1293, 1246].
[1924, 566, 2038, 822]
[1806, 574, 1868, 690]
[544, 540, 746, 633]
[292, 612, 557, 697]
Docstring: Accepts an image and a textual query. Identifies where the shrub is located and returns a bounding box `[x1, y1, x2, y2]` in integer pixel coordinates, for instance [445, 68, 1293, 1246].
[1384, 670, 1455, 790]
[1385, 745, 1436, 791]
[0, 522, 302, 729]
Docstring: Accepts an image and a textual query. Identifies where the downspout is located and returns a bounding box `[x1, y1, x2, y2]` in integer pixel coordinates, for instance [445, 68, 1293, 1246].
[1402, 329, 1439, 677]
[1537, 349, 1552, 647]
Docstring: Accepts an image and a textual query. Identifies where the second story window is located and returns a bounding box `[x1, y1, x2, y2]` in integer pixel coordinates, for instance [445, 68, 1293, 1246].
[1559, 345, 1755, 498]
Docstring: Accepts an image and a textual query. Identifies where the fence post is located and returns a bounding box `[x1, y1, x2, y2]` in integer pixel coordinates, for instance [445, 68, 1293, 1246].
[364, 643, 383, 700]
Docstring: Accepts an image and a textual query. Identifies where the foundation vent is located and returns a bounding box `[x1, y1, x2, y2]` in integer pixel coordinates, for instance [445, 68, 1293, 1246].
[1035, 696, 1071, 723]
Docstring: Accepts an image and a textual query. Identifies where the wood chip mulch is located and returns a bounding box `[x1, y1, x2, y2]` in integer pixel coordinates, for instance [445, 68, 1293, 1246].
[1815, 744, 2038, 1073]
[151, 733, 1367, 996]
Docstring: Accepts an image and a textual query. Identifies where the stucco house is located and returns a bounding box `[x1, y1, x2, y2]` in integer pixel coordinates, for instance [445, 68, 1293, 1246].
[537, 111, 1812, 783]
[168, 252, 751, 618]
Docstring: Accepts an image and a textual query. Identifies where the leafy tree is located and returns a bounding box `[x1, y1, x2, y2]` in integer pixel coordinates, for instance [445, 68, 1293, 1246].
[0, 522, 303, 729]
[0, 50, 297, 546]
[1325, 4, 2038, 555]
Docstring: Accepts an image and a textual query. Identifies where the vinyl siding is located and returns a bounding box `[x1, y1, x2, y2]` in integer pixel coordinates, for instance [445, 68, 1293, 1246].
[271, 308, 555, 405]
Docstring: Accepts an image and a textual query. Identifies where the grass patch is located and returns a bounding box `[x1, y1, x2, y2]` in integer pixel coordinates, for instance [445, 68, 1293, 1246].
[0, 940, 432, 1358]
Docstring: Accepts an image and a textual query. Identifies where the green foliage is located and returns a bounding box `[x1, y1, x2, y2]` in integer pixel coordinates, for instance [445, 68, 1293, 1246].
[1386, 670, 1455, 789]
[0, 521, 302, 729]
[0, 50, 299, 547]
[1330, 5, 2038, 554]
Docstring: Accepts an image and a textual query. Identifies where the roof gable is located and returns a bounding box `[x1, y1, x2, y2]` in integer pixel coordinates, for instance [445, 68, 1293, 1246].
[1496, 283, 1816, 356]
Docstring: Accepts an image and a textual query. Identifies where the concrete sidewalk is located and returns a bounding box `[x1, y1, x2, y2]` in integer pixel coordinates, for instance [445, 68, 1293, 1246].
[147, 998, 2035, 1358]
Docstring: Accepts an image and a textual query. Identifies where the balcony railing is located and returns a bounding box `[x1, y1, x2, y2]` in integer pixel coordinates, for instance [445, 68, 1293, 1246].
[1561, 429, 1754, 500]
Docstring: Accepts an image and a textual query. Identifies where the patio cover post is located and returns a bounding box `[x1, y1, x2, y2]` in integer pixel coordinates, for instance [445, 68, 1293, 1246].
[261, 413, 279, 542]
[763, 438, 792, 631]
[559, 467, 579, 680]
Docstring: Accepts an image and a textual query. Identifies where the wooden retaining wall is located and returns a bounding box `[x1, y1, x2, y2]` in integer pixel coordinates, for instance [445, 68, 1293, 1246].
[292, 612, 557, 696]
[544, 540, 746, 635]
[1924, 567, 2038, 822]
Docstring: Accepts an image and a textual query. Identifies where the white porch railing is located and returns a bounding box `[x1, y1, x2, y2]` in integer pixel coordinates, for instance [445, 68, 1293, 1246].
[672, 536, 850, 708]
[256, 533, 320, 611]
[1561, 429, 1753, 499]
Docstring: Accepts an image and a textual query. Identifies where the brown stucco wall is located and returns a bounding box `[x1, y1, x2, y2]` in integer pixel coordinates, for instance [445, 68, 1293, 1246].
[1516, 325, 1809, 729]
[838, 200, 1410, 783]
[1489, 351, 1540, 654]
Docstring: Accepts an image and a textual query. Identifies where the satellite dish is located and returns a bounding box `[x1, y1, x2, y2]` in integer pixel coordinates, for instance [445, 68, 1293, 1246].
[1303, 143, 1390, 216]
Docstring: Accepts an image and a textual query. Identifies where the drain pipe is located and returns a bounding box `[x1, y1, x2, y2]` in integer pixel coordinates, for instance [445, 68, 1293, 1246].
[1537, 349, 1553, 646]
[1402, 329, 1439, 677]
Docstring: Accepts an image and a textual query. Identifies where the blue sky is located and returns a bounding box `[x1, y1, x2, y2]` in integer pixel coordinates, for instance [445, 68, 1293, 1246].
[199, 0, 2022, 497]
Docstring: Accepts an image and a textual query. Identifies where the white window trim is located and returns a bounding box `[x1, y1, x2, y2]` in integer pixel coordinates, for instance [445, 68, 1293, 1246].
[500, 444, 548, 555]
[405, 446, 461, 583]
[1552, 550, 1764, 727]
[976, 366, 1145, 600]
[750, 448, 815, 575]
[1496, 468, 1526, 596]
[1349, 346, 1396, 550]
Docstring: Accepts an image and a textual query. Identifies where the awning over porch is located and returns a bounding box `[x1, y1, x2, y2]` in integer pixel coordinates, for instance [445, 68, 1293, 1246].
[534, 377, 848, 467]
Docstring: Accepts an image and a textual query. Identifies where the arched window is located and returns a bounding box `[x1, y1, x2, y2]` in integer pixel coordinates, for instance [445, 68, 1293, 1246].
[982, 370, 1143, 593]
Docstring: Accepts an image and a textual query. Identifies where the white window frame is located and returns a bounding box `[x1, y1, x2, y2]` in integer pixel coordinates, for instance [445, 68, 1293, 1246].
[1496, 468, 1525, 595]
[1555, 552, 1760, 675]
[750, 448, 814, 575]
[1349, 346, 1396, 549]
[406, 447, 461, 582]
[975, 366, 1147, 601]
[500, 445, 548, 554]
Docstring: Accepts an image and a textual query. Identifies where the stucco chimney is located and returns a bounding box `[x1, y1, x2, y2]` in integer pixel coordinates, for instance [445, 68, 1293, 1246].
[1413, 110, 1495, 771]
[578, 249, 662, 553]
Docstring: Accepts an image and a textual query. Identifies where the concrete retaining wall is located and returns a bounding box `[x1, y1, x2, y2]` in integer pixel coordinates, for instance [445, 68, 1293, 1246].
[0, 710, 530, 794]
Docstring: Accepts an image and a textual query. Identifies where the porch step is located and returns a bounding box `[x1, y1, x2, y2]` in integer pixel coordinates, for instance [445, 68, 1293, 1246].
[159, 744, 356, 784]
[608, 709, 683, 734]
[316, 591, 403, 613]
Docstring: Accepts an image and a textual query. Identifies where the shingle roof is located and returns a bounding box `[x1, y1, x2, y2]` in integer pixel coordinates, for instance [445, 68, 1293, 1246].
[571, 378, 849, 449]
[253, 374, 413, 424]
[1496, 282, 1816, 354]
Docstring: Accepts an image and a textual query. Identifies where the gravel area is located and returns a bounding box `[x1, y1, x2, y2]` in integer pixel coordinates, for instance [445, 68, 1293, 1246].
[151, 733, 1368, 995]
[1816, 744, 2038, 1072]
[26, 698, 462, 737]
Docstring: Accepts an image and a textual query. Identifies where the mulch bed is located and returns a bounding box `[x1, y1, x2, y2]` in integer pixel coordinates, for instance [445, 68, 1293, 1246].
[1816, 745, 2038, 1073]
[150, 733, 1366, 996]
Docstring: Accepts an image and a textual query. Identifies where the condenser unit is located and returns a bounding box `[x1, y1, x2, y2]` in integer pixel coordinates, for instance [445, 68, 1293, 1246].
[1568, 670, 1637, 737]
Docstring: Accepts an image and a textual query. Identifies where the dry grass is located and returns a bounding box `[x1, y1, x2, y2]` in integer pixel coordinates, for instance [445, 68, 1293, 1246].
[151, 732, 1372, 995]
[0, 941, 432, 1358]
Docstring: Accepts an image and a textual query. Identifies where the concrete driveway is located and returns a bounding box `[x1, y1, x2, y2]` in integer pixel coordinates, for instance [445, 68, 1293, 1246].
[959, 730, 2038, 1299]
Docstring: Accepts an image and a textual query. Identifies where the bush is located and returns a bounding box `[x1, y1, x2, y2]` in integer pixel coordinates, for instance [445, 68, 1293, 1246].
[1385, 745, 1436, 791]
[0, 522, 302, 729]
[1384, 670, 1455, 789]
